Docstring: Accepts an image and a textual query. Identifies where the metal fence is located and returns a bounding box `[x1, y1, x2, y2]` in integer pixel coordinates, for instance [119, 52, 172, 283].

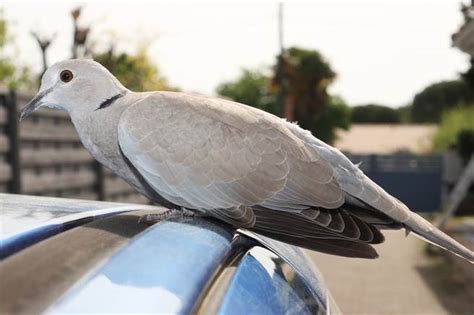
[345, 153, 443, 212]
[0, 88, 148, 204]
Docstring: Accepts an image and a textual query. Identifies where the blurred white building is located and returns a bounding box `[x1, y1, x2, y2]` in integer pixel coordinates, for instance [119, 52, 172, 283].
[334, 124, 437, 155]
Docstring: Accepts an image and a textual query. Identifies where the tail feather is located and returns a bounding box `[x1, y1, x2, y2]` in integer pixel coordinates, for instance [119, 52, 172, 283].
[250, 206, 383, 259]
[405, 212, 474, 263]
[252, 229, 379, 259]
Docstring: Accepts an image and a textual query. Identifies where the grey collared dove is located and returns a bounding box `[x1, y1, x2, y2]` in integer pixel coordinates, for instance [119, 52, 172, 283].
[20, 59, 474, 263]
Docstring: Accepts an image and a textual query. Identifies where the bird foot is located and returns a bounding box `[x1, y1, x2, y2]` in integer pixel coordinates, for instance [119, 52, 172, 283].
[138, 208, 196, 225]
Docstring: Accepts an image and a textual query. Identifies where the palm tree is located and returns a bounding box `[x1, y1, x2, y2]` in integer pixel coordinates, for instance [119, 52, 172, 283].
[274, 47, 336, 135]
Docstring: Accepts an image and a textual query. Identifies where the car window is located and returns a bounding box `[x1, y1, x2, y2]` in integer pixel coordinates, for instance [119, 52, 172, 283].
[199, 246, 326, 315]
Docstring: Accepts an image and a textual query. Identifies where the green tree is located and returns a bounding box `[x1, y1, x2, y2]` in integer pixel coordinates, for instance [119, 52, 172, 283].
[276, 47, 336, 128]
[351, 104, 400, 124]
[411, 80, 473, 123]
[457, 130, 474, 163]
[433, 106, 474, 161]
[216, 69, 278, 115]
[94, 48, 174, 92]
[216, 47, 348, 144]
[313, 96, 351, 144]
[0, 11, 32, 89]
[396, 104, 412, 123]
[461, 58, 474, 90]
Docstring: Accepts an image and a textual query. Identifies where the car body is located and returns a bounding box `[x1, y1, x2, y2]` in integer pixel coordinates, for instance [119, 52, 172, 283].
[0, 193, 340, 314]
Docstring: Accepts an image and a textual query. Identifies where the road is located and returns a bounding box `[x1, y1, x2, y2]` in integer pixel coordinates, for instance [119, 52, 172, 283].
[305, 230, 474, 315]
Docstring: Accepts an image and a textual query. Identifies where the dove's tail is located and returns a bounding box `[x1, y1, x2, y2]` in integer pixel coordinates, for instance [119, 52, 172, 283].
[405, 212, 474, 263]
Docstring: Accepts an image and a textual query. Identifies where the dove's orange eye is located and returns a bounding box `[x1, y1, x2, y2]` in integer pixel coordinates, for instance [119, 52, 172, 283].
[60, 70, 73, 83]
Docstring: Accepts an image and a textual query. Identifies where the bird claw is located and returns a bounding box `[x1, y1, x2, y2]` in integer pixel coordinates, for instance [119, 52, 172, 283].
[138, 208, 195, 225]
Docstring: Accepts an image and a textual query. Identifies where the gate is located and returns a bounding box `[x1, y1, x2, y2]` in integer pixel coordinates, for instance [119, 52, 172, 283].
[346, 154, 442, 213]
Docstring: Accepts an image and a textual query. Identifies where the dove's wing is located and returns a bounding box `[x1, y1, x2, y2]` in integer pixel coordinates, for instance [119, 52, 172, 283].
[116, 92, 387, 258]
[117, 92, 343, 227]
[117, 91, 473, 262]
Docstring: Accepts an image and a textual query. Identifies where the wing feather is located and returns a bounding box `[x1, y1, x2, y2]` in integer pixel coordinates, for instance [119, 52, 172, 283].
[115, 91, 474, 262]
[118, 92, 344, 228]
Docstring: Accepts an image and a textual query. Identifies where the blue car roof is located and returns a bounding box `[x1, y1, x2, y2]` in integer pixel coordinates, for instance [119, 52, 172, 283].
[0, 193, 159, 259]
[48, 219, 236, 314]
[0, 194, 330, 314]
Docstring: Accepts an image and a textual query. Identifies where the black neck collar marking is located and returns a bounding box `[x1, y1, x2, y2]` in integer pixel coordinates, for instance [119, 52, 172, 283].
[95, 92, 126, 111]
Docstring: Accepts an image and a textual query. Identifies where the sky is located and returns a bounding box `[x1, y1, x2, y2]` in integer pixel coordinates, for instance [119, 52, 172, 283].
[1, 0, 470, 107]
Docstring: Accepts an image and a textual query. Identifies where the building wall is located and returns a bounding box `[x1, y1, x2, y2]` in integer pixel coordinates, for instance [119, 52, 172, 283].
[335, 124, 437, 155]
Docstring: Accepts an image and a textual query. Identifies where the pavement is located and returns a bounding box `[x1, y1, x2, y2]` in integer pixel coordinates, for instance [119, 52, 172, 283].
[305, 230, 474, 315]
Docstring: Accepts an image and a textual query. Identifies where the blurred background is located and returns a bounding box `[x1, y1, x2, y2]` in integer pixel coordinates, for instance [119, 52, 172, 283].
[0, 1, 473, 313]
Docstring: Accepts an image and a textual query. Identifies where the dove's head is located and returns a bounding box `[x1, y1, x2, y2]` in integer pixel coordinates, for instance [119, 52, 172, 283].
[20, 59, 127, 120]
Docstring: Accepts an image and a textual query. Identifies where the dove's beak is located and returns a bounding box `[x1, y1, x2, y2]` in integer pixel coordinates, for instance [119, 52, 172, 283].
[19, 87, 53, 121]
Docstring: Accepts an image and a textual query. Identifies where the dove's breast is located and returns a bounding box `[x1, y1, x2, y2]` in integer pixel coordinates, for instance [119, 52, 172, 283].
[69, 94, 153, 199]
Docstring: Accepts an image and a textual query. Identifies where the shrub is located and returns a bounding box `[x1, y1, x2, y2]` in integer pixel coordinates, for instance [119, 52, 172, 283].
[433, 106, 474, 161]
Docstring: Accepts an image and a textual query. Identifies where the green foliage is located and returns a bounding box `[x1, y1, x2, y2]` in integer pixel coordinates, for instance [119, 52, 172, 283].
[94, 49, 174, 92]
[0, 65, 32, 90]
[0, 11, 32, 90]
[0, 15, 6, 47]
[281, 47, 335, 96]
[461, 58, 474, 90]
[433, 106, 474, 159]
[0, 59, 14, 83]
[312, 96, 351, 144]
[457, 130, 474, 163]
[411, 80, 473, 123]
[351, 104, 400, 124]
[278, 47, 336, 118]
[396, 105, 412, 123]
[274, 47, 338, 141]
[215, 66, 350, 144]
[216, 69, 278, 115]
